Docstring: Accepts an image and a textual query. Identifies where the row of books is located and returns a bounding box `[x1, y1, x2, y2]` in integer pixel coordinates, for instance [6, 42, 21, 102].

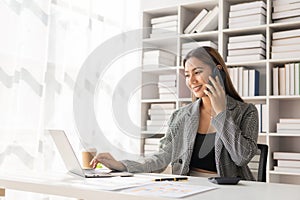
[150, 15, 178, 38]
[272, 63, 300, 96]
[181, 41, 218, 58]
[228, 1, 266, 29]
[227, 67, 260, 97]
[183, 6, 219, 34]
[143, 50, 176, 69]
[276, 118, 300, 134]
[271, 28, 300, 59]
[273, 152, 300, 173]
[227, 34, 266, 63]
[272, 0, 300, 23]
[158, 74, 177, 99]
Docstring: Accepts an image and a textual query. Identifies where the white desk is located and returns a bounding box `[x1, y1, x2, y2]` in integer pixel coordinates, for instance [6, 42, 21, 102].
[0, 171, 300, 200]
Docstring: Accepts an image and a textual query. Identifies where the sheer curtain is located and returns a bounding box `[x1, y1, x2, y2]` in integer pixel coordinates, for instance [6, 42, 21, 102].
[0, 0, 140, 198]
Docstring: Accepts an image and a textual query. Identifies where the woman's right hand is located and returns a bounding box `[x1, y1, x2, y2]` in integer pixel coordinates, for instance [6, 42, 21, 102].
[90, 152, 127, 171]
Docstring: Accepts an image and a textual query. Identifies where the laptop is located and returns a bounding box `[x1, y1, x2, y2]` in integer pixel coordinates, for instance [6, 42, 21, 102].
[48, 130, 133, 178]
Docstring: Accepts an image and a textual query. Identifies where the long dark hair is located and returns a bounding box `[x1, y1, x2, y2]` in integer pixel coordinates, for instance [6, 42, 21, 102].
[183, 46, 243, 102]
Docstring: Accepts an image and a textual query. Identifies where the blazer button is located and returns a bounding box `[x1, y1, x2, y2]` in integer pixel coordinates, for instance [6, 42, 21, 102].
[179, 159, 183, 164]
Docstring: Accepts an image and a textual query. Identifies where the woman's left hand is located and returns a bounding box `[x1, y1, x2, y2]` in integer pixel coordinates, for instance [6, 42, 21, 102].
[204, 76, 226, 116]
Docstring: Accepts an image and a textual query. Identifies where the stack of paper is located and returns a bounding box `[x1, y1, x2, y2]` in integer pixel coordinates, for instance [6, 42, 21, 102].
[228, 1, 266, 29]
[150, 15, 178, 38]
[272, 0, 300, 23]
[227, 34, 266, 63]
[143, 50, 176, 69]
[271, 29, 300, 59]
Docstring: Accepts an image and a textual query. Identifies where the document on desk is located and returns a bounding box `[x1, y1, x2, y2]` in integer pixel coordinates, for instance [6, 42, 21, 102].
[120, 182, 216, 198]
[71, 176, 152, 191]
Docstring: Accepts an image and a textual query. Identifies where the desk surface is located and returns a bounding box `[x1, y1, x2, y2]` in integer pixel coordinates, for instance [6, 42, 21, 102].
[0, 171, 300, 200]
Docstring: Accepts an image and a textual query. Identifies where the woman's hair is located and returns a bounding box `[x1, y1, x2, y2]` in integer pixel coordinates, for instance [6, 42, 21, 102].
[183, 46, 243, 102]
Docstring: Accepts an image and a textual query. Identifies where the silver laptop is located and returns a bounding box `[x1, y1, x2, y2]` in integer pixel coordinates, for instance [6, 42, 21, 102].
[48, 130, 133, 178]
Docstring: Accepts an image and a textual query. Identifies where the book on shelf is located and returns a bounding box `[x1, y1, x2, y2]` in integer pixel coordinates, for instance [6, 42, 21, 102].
[184, 9, 208, 34]
[148, 109, 175, 115]
[285, 63, 290, 95]
[152, 26, 177, 33]
[290, 63, 295, 95]
[271, 51, 300, 59]
[278, 160, 300, 168]
[228, 40, 265, 50]
[243, 69, 249, 96]
[182, 41, 218, 50]
[229, 7, 266, 18]
[147, 120, 167, 126]
[280, 118, 300, 123]
[273, 67, 279, 95]
[150, 114, 171, 120]
[295, 63, 300, 95]
[151, 15, 178, 24]
[144, 50, 176, 58]
[144, 144, 159, 151]
[272, 37, 300, 46]
[145, 138, 161, 145]
[238, 67, 244, 95]
[143, 57, 175, 67]
[159, 93, 177, 99]
[275, 16, 300, 23]
[158, 80, 176, 87]
[251, 154, 260, 162]
[272, 8, 300, 20]
[228, 13, 265, 24]
[255, 104, 262, 133]
[272, 0, 300, 7]
[261, 104, 267, 132]
[273, 28, 300, 40]
[279, 67, 286, 95]
[277, 129, 300, 134]
[150, 32, 177, 38]
[150, 103, 175, 109]
[274, 166, 300, 173]
[249, 69, 260, 96]
[273, 152, 300, 160]
[192, 6, 218, 33]
[147, 126, 168, 132]
[159, 74, 176, 82]
[277, 123, 300, 130]
[228, 48, 266, 56]
[227, 54, 264, 63]
[152, 21, 178, 29]
[230, 1, 266, 12]
[158, 87, 176, 94]
[229, 34, 266, 43]
[228, 20, 266, 29]
[272, 44, 300, 53]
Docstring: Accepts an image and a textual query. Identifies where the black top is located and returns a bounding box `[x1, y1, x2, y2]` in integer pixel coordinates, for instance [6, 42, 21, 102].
[189, 133, 217, 172]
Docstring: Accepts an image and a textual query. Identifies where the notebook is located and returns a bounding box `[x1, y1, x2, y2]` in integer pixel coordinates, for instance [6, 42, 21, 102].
[48, 130, 133, 178]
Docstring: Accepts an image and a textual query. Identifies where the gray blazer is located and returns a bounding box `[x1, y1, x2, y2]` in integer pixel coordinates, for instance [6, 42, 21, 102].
[121, 96, 259, 180]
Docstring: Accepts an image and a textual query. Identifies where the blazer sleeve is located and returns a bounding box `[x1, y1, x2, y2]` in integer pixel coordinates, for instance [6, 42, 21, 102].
[120, 110, 180, 173]
[212, 103, 259, 166]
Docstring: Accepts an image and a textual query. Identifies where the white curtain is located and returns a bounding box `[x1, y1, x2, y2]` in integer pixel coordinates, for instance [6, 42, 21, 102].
[0, 0, 140, 199]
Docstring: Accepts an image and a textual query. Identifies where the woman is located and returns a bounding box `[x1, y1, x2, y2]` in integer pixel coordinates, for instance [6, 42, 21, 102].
[91, 46, 259, 180]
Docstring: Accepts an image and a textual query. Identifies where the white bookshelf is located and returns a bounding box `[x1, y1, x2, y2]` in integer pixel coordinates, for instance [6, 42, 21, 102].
[140, 0, 300, 184]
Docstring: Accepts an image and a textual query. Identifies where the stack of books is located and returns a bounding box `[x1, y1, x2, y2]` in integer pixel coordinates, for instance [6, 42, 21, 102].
[248, 154, 260, 177]
[227, 67, 260, 97]
[227, 34, 266, 63]
[144, 138, 161, 155]
[146, 103, 175, 134]
[181, 41, 218, 58]
[183, 6, 219, 34]
[272, 0, 300, 23]
[158, 74, 177, 99]
[273, 152, 300, 173]
[272, 63, 300, 96]
[276, 118, 300, 134]
[228, 1, 266, 29]
[271, 29, 300, 59]
[150, 15, 178, 38]
[143, 50, 176, 69]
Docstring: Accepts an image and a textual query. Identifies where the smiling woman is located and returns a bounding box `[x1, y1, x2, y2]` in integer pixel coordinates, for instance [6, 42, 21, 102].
[91, 46, 259, 181]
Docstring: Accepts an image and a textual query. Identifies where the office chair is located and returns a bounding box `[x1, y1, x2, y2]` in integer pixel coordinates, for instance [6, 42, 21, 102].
[249, 144, 268, 182]
[257, 144, 268, 182]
